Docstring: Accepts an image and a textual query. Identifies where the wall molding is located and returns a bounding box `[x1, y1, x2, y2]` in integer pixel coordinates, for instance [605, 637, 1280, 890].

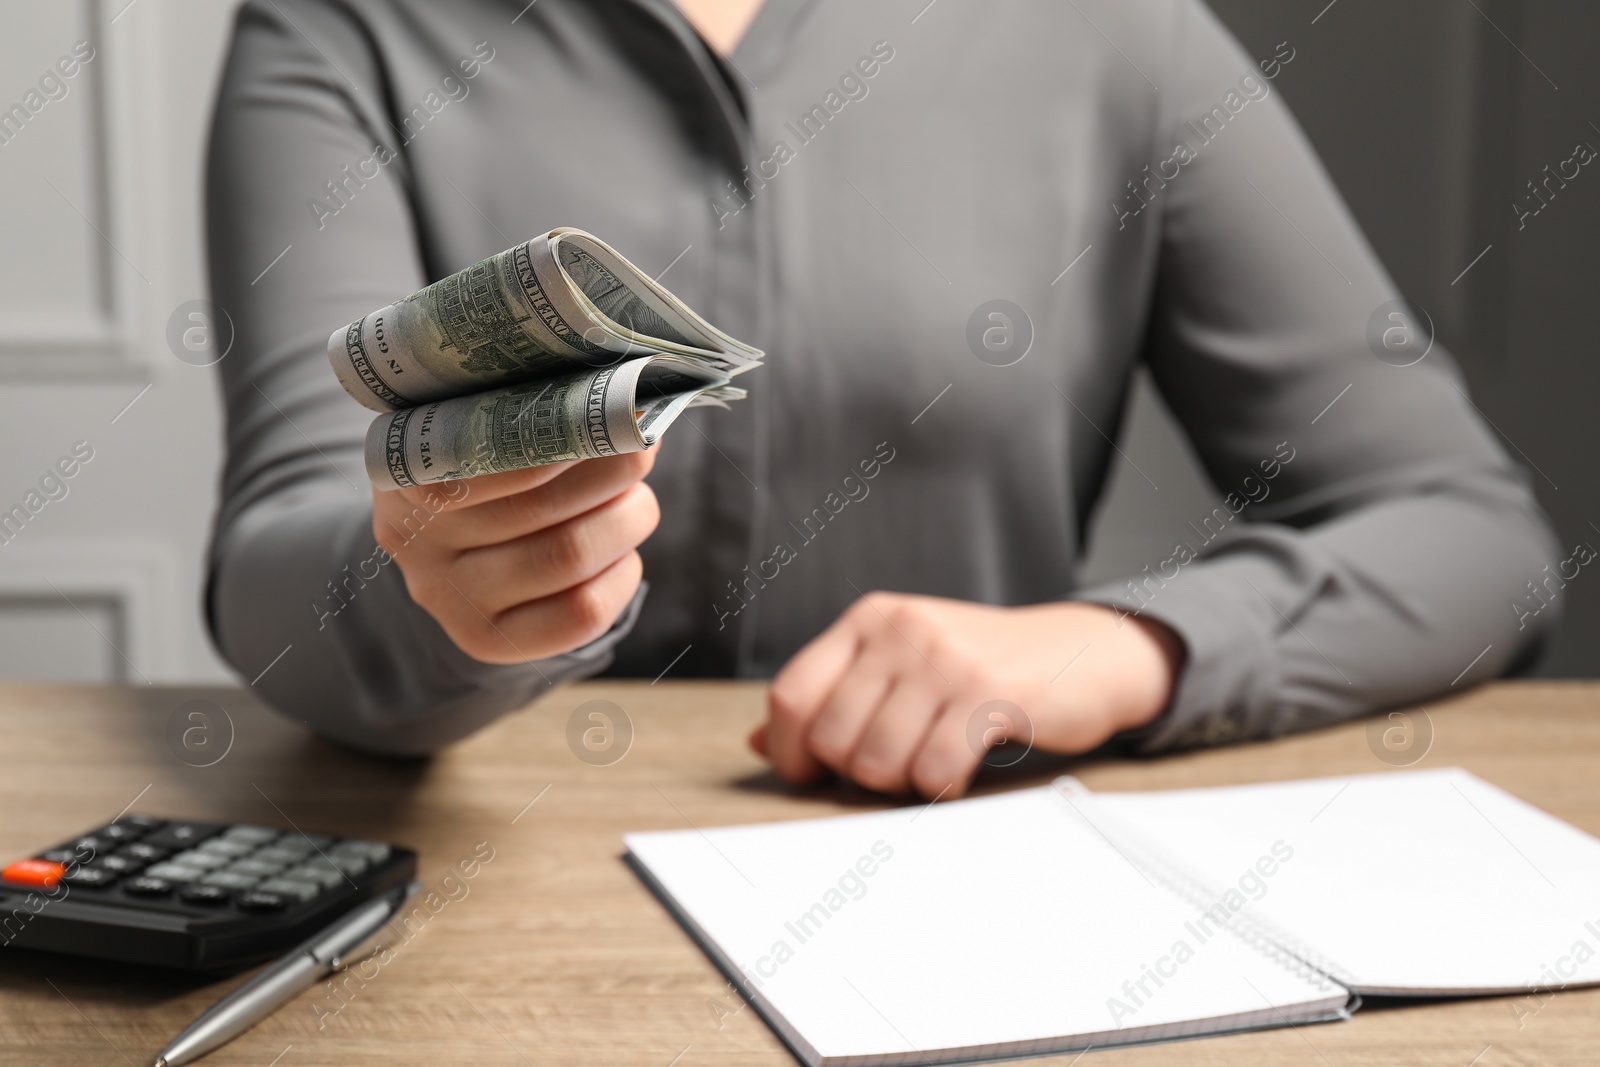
[0, 539, 186, 680]
[0, 0, 157, 382]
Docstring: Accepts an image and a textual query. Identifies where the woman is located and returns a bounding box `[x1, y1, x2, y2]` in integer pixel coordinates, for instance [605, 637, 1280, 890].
[205, 0, 1558, 796]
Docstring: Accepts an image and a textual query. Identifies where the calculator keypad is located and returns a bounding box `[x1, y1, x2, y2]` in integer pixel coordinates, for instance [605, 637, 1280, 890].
[1, 816, 396, 913]
[0, 814, 414, 971]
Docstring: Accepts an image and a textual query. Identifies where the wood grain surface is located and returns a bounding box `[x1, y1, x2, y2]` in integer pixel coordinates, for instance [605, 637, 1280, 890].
[0, 680, 1596, 1066]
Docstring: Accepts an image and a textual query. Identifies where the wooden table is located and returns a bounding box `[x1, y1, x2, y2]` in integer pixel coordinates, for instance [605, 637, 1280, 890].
[0, 680, 1597, 1066]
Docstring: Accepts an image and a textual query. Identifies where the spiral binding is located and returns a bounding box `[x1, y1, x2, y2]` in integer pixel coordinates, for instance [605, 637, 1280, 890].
[1050, 776, 1356, 998]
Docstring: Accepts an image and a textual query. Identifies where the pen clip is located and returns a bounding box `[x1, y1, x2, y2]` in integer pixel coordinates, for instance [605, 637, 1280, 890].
[309, 881, 421, 969]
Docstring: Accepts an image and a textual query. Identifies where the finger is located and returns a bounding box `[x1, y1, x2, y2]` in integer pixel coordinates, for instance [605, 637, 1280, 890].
[434, 450, 656, 550]
[392, 459, 579, 512]
[458, 551, 644, 664]
[803, 648, 895, 773]
[845, 674, 946, 795]
[765, 612, 868, 783]
[760, 704, 829, 786]
[450, 482, 659, 613]
[909, 696, 1001, 800]
[748, 723, 770, 758]
[769, 602, 869, 727]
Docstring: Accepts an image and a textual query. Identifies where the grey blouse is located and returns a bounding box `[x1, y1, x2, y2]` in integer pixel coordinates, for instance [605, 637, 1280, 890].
[204, 0, 1560, 754]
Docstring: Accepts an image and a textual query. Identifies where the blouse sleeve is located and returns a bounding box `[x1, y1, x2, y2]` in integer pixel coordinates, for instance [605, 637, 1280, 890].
[203, 0, 639, 755]
[1074, 0, 1561, 750]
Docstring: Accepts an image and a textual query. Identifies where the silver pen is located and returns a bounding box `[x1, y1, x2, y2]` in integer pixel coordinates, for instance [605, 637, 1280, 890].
[152, 881, 421, 1067]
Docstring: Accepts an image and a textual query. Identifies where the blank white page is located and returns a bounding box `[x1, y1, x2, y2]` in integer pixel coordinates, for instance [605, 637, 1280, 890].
[1093, 768, 1600, 995]
[627, 786, 1346, 1067]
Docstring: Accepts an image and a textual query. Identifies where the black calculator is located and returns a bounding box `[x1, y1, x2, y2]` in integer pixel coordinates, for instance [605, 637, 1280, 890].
[0, 816, 417, 971]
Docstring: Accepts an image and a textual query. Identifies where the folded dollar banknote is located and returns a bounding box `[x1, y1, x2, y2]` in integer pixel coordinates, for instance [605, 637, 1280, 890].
[326, 228, 763, 490]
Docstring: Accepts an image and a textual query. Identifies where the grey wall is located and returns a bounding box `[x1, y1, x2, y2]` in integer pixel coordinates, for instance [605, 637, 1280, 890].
[1078, 0, 1600, 677]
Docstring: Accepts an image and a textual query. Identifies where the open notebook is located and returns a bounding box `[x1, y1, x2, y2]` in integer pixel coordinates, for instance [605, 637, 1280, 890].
[625, 768, 1600, 1066]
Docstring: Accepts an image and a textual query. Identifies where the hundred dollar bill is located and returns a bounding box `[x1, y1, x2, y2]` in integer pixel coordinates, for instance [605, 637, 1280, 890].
[329, 227, 763, 413]
[366, 354, 743, 491]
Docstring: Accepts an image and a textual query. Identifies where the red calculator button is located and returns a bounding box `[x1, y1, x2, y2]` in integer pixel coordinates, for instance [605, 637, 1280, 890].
[2, 859, 66, 887]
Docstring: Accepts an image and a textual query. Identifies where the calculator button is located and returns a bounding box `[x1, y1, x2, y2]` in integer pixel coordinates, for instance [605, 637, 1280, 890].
[120, 815, 165, 831]
[236, 891, 289, 912]
[62, 867, 117, 888]
[117, 843, 170, 863]
[221, 826, 279, 846]
[170, 850, 228, 870]
[277, 832, 334, 850]
[302, 853, 369, 876]
[227, 859, 285, 878]
[283, 864, 343, 890]
[142, 823, 223, 851]
[329, 841, 391, 864]
[39, 849, 78, 864]
[72, 836, 112, 856]
[255, 878, 320, 903]
[3, 859, 66, 888]
[95, 855, 146, 875]
[299, 853, 367, 876]
[179, 884, 231, 905]
[197, 840, 254, 859]
[200, 871, 260, 890]
[252, 847, 307, 865]
[93, 823, 144, 843]
[122, 877, 173, 897]
[144, 863, 206, 883]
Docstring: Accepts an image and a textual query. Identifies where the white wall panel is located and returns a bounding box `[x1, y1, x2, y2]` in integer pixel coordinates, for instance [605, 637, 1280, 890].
[0, 0, 239, 682]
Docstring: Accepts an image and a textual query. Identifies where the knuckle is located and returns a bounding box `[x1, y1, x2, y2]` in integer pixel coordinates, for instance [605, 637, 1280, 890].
[453, 621, 504, 663]
[628, 482, 661, 537]
[886, 614, 940, 659]
[857, 591, 897, 617]
[372, 504, 407, 552]
[888, 601, 932, 632]
[418, 489, 453, 516]
[768, 684, 811, 733]
[443, 604, 487, 649]
[923, 634, 973, 677]
[805, 721, 851, 765]
[844, 596, 873, 624]
[448, 623, 487, 659]
[399, 565, 444, 611]
[563, 579, 616, 643]
[502, 487, 548, 530]
[624, 449, 656, 478]
[544, 520, 592, 577]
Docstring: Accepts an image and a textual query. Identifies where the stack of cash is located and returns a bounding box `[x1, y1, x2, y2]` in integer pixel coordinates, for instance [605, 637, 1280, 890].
[327, 228, 763, 491]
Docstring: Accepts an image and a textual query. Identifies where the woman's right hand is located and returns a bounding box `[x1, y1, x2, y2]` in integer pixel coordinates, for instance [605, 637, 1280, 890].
[371, 450, 660, 664]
